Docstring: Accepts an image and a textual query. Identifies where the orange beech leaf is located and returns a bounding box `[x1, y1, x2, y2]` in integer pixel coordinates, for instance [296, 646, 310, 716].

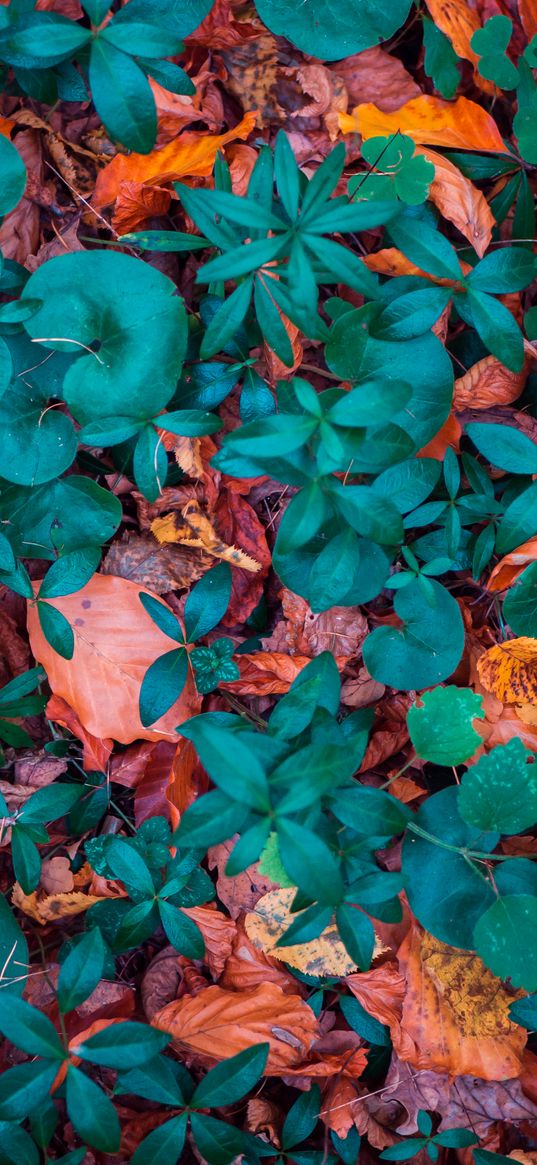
[93, 112, 256, 210]
[27, 574, 201, 745]
[332, 46, 420, 112]
[363, 246, 470, 285]
[477, 637, 537, 703]
[340, 95, 507, 152]
[263, 307, 303, 382]
[208, 839, 275, 920]
[111, 183, 171, 235]
[181, 905, 236, 979]
[152, 982, 319, 1072]
[45, 693, 113, 772]
[220, 651, 318, 694]
[488, 538, 537, 593]
[416, 413, 461, 460]
[420, 147, 495, 256]
[346, 964, 406, 1031]
[220, 920, 303, 995]
[393, 924, 525, 1079]
[519, 0, 537, 37]
[245, 888, 385, 978]
[453, 353, 529, 411]
[166, 737, 208, 829]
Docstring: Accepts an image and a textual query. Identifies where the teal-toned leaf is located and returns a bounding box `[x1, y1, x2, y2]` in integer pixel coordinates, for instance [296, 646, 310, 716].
[458, 738, 537, 835]
[363, 579, 464, 690]
[423, 17, 460, 98]
[131, 1114, 188, 1165]
[0, 378, 77, 486]
[89, 37, 157, 153]
[192, 1044, 269, 1108]
[504, 561, 537, 636]
[0, 133, 27, 215]
[0, 476, 122, 559]
[37, 601, 74, 659]
[407, 686, 484, 765]
[57, 928, 106, 1013]
[474, 894, 537, 990]
[0, 995, 64, 1059]
[66, 1066, 121, 1153]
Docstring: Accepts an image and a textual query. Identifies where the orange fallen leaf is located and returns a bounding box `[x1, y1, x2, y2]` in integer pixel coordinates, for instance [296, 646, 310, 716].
[423, 0, 481, 65]
[12, 884, 103, 923]
[93, 112, 256, 210]
[340, 95, 507, 153]
[488, 538, 537, 593]
[151, 501, 261, 573]
[181, 905, 236, 979]
[420, 146, 495, 256]
[363, 246, 470, 285]
[27, 574, 201, 745]
[346, 964, 406, 1030]
[45, 693, 113, 772]
[453, 353, 529, 411]
[393, 924, 525, 1079]
[152, 981, 319, 1072]
[220, 651, 316, 694]
[221, 919, 304, 995]
[477, 637, 537, 704]
[417, 413, 461, 460]
[519, 0, 537, 37]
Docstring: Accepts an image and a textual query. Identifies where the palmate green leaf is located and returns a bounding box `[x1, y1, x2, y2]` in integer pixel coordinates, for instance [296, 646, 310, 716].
[407, 686, 484, 766]
[131, 1113, 188, 1165]
[0, 1061, 58, 1122]
[0, 133, 27, 216]
[402, 786, 496, 948]
[66, 1066, 121, 1153]
[253, 0, 411, 59]
[471, 15, 519, 89]
[22, 252, 187, 424]
[89, 38, 157, 153]
[458, 738, 537, 835]
[363, 579, 464, 690]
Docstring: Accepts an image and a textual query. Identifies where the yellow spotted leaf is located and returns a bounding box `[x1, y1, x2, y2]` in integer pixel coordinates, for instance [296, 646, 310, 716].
[245, 887, 385, 978]
[152, 500, 261, 573]
[477, 638, 537, 705]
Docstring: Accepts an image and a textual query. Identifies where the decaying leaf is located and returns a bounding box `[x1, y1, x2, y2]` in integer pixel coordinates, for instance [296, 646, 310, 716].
[454, 354, 529, 411]
[393, 924, 526, 1079]
[488, 538, 537, 593]
[12, 884, 102, 923]
[420, 146, 495, 256]
[245, 887, 385, 977]
[151, 500, 261, 572]
[477, 638, 537, 704]
[152, 981, 320, 1072]
[103, 531, 209, 593]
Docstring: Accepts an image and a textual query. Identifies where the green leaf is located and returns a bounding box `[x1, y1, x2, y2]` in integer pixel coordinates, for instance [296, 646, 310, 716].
[0, 1122, 39, 1165]
[39, 547, 100, 599]
[363, 579, 464, 690]
[23, 252, 186, 425]
[66, 1066, 121, 1153]
[37, 601, 74, 659]
[504, 561, 537, 636]
[72, 1020, 169, 1069]
[179, 720, 270, 811]
[467, 421, 537, 473]
[330, 785, 409, 842]
[139, 647, 188, 727]
[252, 0, 411, 59]
[11, 827, 41, 894]
[18, 782, 82, 823]
[402, 786, 496, 947]
[0, 378, 77, 486]
[407, 686, 484, 765]
[0, 995, 65, 1060]
[423, 17, 460, 98]
[131, 1114, 188, 1165]
[99, 18, 181, 57]
[158, 900, 205, 957]
[184, 562, 231, 641]
[308, 528, 363, 611]
[190, 1111, 254, 1165]
[192, 1044, 269, 1108]
[434, 1129, 478, 1148]
[467, 248, 534, 294]
[282, 1085, 321, 1150]
[458, 738, 537, 835]
[133, 423, 168, 502]
[471, 15, 519, 90]
[0, 476, 122, 559]
[336, 903, 375, 970]
[388, 217, 462, 280]
[459, 289, 524, 372]
[474, 895, 537, 990]
[0, 13, 91, 66]
[509, 993, 537, 1029]
[57, 928, 106, 1012]
[340, 994, 391, 1046]
[89, 38, 157, 153]
[106, 837, 156, 898]
[277, 819, 343, 905]
[0, 133, 26, 215]
[139, 592, 184, 643]
[327, 381, 411, 427]
[381, 1139, 428, 1160]
[140, 58, 195, 96]
[0, 1061, 58, 1122]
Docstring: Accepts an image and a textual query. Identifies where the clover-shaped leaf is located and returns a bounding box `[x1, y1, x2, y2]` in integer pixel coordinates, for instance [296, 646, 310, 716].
[350, 134, 434, 206]
[471, 15, 519, 89]
[21, 252, 187, 425]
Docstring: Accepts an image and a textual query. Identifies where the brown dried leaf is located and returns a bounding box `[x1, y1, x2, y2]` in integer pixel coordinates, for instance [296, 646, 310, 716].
[477, 637, 537, 704]
[454, 353, 529, 410]
[152, 982, 320, 1072]
[421, 147, 495, 256]
[333, 47, 420, 112]
[221, 920, 304, 995]
[103, 531, 208, 593]
[181, 905, 236, 980]
[12, 884, 102, 923]
[265, 589, 368, 658]
[393, 924, 526, 1079]
[39, 856, 74, 895]
[208, 838, 274, 920]
[151, 501, 261, 572]
[488, 537, 537, 593]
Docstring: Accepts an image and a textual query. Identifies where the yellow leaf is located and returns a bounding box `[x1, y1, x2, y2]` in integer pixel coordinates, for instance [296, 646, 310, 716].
[245, 887, 385, 978]
[151, 499, 261, 573]
[477, 637, 537, 704]
[340, 95, 508, 153]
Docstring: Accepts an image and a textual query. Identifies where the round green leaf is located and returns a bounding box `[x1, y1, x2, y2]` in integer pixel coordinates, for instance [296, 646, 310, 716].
[0, 476, 122, 559]
[0, 133, 26, 216]
[22, 252, 187, 425]
[363, 579, 464, 690]
[402, 786, 496, 948]
[407, 686, 484, 765]
[474, 895, 537, 990]
[458, 738, 537, 835]
[503, 560, 537, 636]
[253, 0, 412, 59]
[0, 379, 76, 485]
